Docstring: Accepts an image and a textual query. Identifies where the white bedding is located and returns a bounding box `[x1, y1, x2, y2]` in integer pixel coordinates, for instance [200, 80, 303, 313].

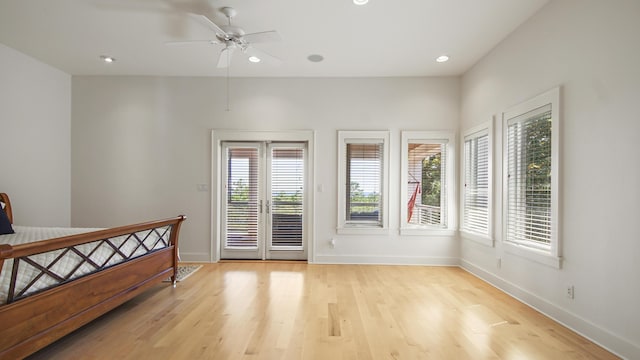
[0, 224, 170, 304]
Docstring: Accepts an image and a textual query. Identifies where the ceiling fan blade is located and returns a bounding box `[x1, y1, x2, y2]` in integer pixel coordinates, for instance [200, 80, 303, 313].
[244, 46, 282, 65]
[217, 47, 235, 68]
[190, 14, 229, 39]
[165, 40, 220, 46]
[242, 30, 281, 44]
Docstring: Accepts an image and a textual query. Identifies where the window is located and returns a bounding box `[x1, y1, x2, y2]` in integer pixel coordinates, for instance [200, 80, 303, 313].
[503, 87, 560, 268]
[461, 122, 492, 245]
[338, 131, 389, 234]
[401, 131, 455, 235]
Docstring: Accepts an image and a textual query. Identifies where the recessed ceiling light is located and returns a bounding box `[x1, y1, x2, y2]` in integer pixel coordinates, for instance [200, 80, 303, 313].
[248, 56, 261, 63]
[307, 54, 324, 63]
[436, 55, 450, 63]
[100, 55, 115, 63]
[353, 0, 369, 5]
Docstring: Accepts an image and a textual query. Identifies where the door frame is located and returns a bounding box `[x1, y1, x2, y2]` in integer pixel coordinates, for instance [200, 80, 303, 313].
[212, 130, 315, 262]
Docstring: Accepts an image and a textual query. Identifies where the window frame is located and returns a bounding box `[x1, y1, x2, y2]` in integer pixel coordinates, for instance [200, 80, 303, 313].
[400, 131, 456, 236]
[337, 130, 390, 235]
[502, 87, 561, 268]
[460, 120, 493, 246]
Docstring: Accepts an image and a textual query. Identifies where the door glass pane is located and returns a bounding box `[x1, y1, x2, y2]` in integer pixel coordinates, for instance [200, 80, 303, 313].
[271, 147, 304, 248]
[226, 147, 259, 248]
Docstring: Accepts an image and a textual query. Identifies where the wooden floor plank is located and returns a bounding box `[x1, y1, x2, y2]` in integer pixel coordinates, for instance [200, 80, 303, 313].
[27, 263, 619, 360]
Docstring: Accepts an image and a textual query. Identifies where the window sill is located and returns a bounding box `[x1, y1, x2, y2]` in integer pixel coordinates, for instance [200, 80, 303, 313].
[399, 227, 456, 237]
[504, 241, 562, 269]
[460, 231, 494, 247]
[337, 227, 389, 236]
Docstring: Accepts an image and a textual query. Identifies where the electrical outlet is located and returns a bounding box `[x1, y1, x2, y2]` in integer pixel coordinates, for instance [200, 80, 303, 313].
[566, 285, 575, 299]
[496, 258, 501, 269]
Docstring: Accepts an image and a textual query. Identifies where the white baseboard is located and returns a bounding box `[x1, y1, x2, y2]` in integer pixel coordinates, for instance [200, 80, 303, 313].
[313, 254, 459, 266]
[178, 251, 211, 262]
[460, 259, 638, 360]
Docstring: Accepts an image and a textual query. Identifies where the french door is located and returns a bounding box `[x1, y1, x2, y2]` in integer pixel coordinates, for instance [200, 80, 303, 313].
[220, 141, 307, 260]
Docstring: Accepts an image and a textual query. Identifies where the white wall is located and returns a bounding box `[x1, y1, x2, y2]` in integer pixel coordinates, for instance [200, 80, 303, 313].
[71, 76, 460, 264]
[460, 0, 640, 358]
[0, 43, 71, 226]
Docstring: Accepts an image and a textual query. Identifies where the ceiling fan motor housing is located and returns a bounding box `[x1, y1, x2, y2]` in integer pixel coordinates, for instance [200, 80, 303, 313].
[221, 25, 245, 37]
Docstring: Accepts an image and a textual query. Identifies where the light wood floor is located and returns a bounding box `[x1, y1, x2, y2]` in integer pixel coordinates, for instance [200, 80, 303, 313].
[28, 262, 617, 360]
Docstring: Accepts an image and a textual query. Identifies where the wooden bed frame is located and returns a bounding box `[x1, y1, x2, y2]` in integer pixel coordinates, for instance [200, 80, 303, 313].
[0, 193, 186, 359]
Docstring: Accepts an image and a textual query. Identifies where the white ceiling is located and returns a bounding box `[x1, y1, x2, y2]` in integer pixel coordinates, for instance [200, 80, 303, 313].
[0, 0, 549, 77]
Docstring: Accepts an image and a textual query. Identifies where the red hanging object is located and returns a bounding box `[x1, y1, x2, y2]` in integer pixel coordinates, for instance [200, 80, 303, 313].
[407, 183, 420, 222]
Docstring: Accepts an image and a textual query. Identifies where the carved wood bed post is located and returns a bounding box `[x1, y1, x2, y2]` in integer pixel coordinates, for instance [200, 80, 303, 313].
[170, 215, 186, 287]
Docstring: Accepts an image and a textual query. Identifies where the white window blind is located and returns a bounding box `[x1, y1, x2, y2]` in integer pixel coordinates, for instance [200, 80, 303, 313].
[506, 104, 552, 250]
[270, 147, 304, 248]
[225, 147, 259, 248]
[346, 142, 383, 226]
[462, 132, 489, 235]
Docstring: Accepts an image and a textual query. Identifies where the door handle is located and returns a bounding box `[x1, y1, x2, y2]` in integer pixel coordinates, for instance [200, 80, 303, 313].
[266, 200, 271, 214]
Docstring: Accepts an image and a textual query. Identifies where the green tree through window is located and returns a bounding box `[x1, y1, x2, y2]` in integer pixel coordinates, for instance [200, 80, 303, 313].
[525, 114, 551, 192]
[422, 153, 442, 207]
[230, 179, 249, 202]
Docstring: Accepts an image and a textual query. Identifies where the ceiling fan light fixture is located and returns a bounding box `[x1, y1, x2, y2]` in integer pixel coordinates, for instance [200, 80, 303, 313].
[353, 0, 369, 5]
[436, 55, 450, 63]
[249, 56, 261, 63]
[100, 55, 115, 63]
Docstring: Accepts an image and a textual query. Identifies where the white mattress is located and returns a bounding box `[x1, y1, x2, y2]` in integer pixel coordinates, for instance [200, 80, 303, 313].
[0, 224, 170, 304]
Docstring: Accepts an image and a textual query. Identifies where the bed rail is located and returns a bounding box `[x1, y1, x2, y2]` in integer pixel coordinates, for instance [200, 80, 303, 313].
[0, 215, 186, 304]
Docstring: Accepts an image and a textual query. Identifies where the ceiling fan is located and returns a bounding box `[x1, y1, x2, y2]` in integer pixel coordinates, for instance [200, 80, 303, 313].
[168, 6, 281, 68]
